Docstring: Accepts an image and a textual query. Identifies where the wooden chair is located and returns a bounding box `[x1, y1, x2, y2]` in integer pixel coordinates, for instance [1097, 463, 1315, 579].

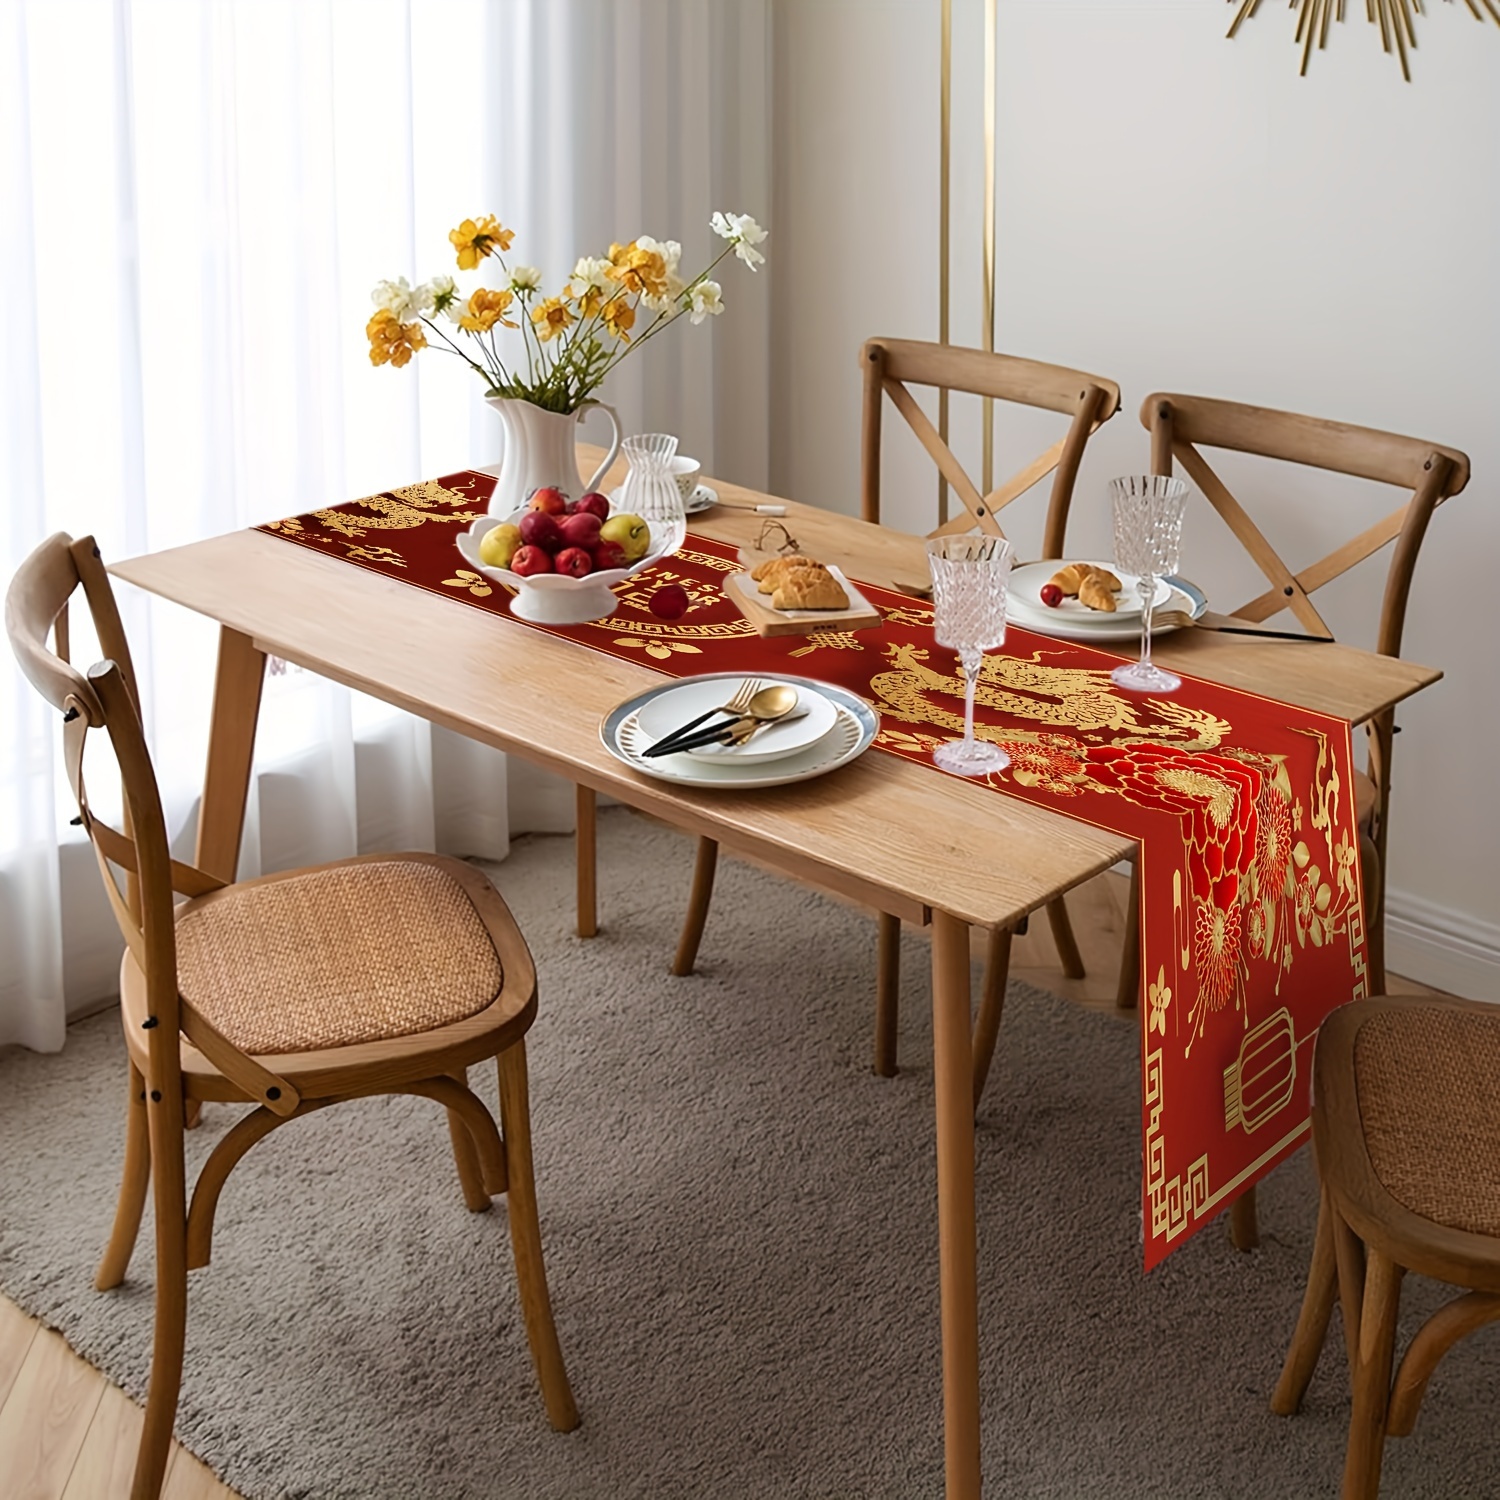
[1272, 995, 1500, 1498]
[5, 533, 579, 1500]
[671, 338, 1122, 1100]
[1122, 395, 1468, 1250]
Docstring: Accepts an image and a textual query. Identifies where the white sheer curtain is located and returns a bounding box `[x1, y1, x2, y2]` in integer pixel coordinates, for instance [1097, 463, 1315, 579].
[0, 0, 771, 1048]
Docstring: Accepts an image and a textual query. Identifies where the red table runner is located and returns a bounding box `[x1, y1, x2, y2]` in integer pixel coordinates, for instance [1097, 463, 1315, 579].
[261, 470, 1368, 1268]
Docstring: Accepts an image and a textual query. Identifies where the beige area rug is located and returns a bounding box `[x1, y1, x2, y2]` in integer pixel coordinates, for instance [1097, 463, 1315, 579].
[1, 810, 1496, 1498]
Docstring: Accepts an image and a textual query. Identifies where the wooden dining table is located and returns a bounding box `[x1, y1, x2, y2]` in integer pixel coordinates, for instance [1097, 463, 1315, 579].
[111, 453, 1440, 1499]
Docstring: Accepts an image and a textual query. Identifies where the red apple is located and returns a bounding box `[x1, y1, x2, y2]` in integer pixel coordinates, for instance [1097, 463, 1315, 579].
[528, 487, 568, 516]
[591, 539, 627, 571]
[518, 509, 562, 552]
[574, 491, 610, 521]
[649, 583, 690, 620]
[510, 544, 553, 577]
[558, 512, 603, 550]
[554, 546, 594, 579]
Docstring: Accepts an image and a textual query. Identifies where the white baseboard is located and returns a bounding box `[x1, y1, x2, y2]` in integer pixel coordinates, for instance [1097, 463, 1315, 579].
[1384, 887, 1500, 1003]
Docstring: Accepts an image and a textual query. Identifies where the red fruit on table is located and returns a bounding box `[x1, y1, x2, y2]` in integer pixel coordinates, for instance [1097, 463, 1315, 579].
[591, 539, 627, 571]
[1039, 582, 1063, 608]
[510, 545, 553, 577]
[574, 491, 610, 521]
[528, 487, 569, 516]
[554, 546, 594, 579]
[518, 509, 562, 552]
[649, 583, 690, 620]
[558, 511, 603, 549]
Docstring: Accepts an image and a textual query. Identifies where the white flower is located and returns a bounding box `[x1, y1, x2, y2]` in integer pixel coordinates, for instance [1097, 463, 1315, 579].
[567, 255, 610, 298]
[709, 210, 767, 270]
[510, 265, 542, 292]
[421, 274, 458, 318]
[636, 235, 682, 276]
[686, 279, 723, 324]
[371, 276, 418, 318]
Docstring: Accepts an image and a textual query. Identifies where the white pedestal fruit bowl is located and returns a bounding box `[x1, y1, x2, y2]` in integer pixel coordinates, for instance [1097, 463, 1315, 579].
[456, 509, 686, 626]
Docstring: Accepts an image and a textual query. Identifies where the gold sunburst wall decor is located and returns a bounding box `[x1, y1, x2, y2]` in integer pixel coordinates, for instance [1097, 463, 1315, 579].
[1228, 0, 1500, 80]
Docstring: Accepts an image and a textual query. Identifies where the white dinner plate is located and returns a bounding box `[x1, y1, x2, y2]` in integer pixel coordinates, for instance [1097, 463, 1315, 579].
[635, 677, 839, 765]
[1008, 560, 1171, 623]
[1006, 575, 1208, 642]
[601, 674, 879, 790]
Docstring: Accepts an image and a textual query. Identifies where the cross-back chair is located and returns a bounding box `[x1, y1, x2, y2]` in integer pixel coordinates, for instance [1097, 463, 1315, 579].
[668, 338, 1122, 1096]
[861, 338, 1121, 1084]
[5, 533, 578, 1500]
[1120, 395, 1468, 1252]
[1273, 995, 1500, 1498]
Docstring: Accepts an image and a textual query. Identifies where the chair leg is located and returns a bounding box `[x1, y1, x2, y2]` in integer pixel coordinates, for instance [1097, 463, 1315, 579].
[873, 912, 901, 1077]
[1333, 1204, 1368, 1387]
[971, 926, 1013, 1111]
[1273, 1186, 1338, 1415]
[671, 837, 719, 977]
[1229, 1185, 1260, 1251]
[446, 1068, 493, 1214]
[496, 1040, 579, 1433]
[132, 1089, 190, 1500]
[575, 785, 597, 939]
[1343, 1248, 1403, 1500]
[1115, 861, 1141, 1009]
[97, 1062, 152, 1291]
[1045, 897, 1085, 980]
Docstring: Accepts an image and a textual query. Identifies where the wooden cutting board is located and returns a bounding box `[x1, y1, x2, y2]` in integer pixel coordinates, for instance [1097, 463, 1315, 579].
[725, 563, 884, 638]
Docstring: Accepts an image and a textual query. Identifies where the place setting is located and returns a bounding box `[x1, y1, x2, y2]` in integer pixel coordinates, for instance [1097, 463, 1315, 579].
[600, 672, 879, 790]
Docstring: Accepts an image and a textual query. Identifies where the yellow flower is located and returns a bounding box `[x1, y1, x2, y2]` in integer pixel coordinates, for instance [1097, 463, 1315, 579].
[449, 215, 514, 270]
[530, 296, 575, 342]
[604, 239, 669, 299]
[457, 287, 517, 332]
[601, 296, 636, 342]
[574, 285, 606, 318]
[366, 309, 427, 368]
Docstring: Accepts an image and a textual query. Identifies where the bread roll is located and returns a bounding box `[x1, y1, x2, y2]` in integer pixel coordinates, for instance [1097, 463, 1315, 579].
[752, 555, 822, 591]
[771, 567, 849, 611]
[1078, 572, 1118, 612]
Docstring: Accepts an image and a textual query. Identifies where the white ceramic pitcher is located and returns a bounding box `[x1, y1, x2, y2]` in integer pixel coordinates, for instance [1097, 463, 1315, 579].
[485, 396, 622, 516]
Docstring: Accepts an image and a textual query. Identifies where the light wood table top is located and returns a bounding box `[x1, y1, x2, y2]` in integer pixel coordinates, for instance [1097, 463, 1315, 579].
[111, 455, 1436, 930]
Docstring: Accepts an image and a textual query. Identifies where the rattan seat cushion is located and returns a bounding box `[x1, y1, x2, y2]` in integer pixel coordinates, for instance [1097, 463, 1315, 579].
[174, 859, 503, 1055]
[1354, 1007, 1500, 1239]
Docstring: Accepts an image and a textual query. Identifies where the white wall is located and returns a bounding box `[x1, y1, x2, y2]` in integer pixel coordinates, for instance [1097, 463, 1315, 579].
[770, 0, 1500, 996]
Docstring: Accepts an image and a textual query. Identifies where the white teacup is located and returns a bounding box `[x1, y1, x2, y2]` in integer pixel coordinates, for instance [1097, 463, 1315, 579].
[669, 455, 702, 501]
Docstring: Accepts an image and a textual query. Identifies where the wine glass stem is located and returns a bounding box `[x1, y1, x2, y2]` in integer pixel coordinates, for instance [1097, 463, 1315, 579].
[1138, 578, 1156, 673]
[961, 651, 980, 749]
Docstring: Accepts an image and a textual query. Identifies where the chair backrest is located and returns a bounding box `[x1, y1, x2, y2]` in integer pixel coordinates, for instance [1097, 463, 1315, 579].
[1142, 393, 1470, 659]
[860, 337, 1122, 555]
[4, 534, 298, 1115]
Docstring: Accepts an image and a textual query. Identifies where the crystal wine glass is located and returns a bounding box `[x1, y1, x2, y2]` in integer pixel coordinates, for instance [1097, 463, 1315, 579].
[1109, 475, 1190, 695]
[617, 433, 686, 529]
[926, 533, 1015, 776]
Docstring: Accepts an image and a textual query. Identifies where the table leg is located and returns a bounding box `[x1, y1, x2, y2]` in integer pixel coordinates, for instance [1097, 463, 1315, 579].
[576, 785, 598, 939]
[194, 626, 266, 886]
[932, 908, 982, 1500]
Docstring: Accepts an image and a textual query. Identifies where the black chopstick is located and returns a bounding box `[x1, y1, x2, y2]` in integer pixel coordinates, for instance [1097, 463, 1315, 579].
[1199, 622, 1335, 643]
[645, 707, 727, 756]
[643, 719, 744, 758]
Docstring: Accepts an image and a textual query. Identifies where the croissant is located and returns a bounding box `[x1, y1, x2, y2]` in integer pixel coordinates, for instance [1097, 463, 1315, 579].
[1078, 572, 1118, 612]
[753, 554, 823, 590]
[771, 567, 849, 611]
[1086, 565, 1122, 591]
[1047, 563, 1090, 595]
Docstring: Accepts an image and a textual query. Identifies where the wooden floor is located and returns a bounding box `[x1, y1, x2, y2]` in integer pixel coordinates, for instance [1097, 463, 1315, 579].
[0, 865, 1446, 1500]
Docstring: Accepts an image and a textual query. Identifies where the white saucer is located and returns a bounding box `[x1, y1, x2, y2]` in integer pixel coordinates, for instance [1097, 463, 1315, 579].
[685, 483, 718, 515]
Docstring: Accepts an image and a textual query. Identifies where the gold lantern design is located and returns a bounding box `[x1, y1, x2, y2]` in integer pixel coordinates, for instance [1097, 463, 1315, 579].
[1224, 1007, 1298, 1134]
